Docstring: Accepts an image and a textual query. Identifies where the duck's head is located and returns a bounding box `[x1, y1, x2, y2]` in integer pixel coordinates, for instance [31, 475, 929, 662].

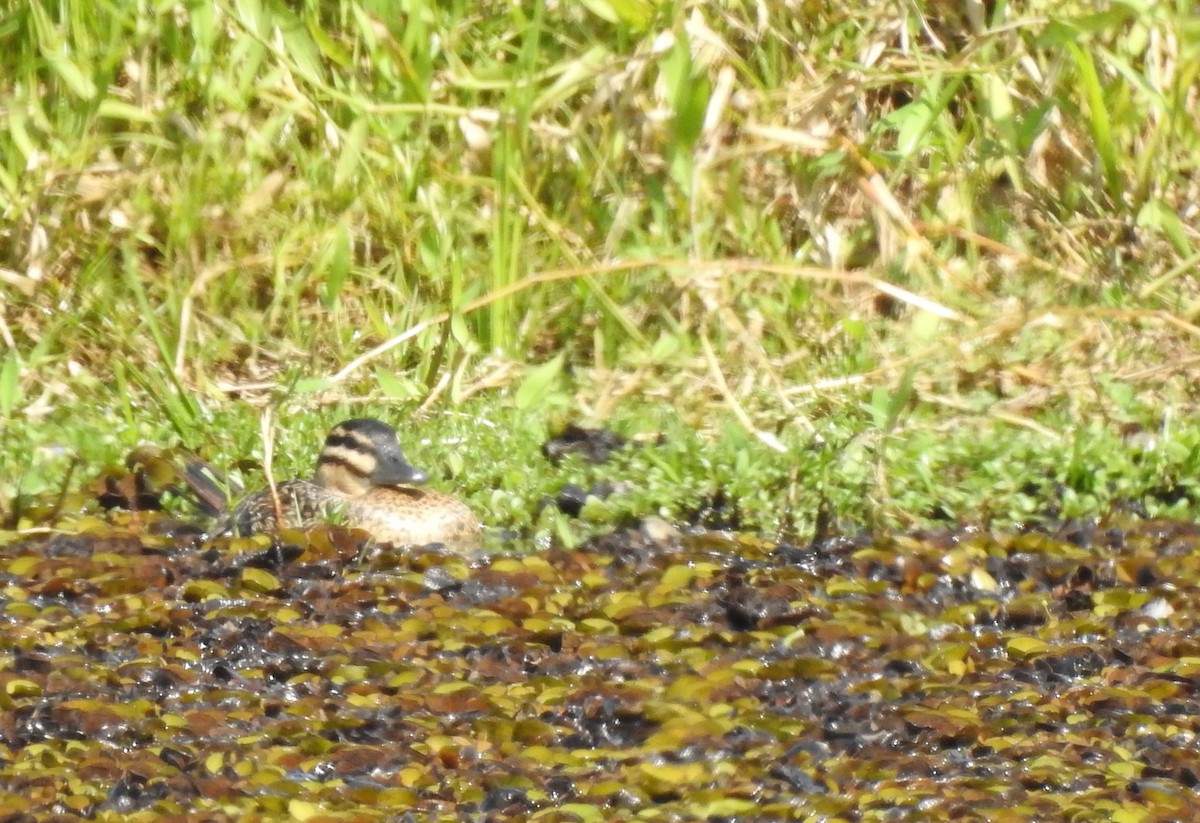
[315, 418, 429, 495]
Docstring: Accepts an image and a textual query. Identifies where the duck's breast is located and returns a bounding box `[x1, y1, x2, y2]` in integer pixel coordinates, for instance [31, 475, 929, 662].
[348, 487, 480, 551]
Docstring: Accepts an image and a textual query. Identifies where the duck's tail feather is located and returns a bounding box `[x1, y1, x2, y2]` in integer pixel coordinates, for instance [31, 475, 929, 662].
[180, 458, 236, 518]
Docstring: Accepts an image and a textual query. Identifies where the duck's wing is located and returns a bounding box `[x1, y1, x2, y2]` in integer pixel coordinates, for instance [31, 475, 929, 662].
[227, 481, 347, 537]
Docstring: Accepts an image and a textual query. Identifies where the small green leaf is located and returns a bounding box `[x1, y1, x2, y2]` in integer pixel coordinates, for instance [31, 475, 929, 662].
[306, 15, 351, 67]
[235, 0, 268, 37]
[0, 353, 21, 417]
[883, 93, 938, 157]
[44, 52, 96, 99]
[348, 4, 379, 51]
[293, 377, 332, 394]
[333, 118, 367, 189]
[375, 368, 420, 400]
[660, 33, 709, 151]
[650, 333, 681, 361]
[577, 0, 620, 23]
[982, 72, 1017, 151]
[1066, 42, 1119, 201]
[884, 365, 916, 432]
[1137, 199, 1192, 258]
[694, 800, 760, 816]
[97, 98, 155, 123]
[534, 45, 609, 112]
[0, 163, 17, 198]
[661, 564, 700, 589]
[842, 317, 866, 342]
[869, 385, 890, 429]
[514, 354, 564, 411]
[970, 567, 998, 592]
[1096, 376, 1135, 410]
[910, 310, 942, 342]
[321, 222, 352, 308]
[450, 312, 472, 348]
[577, 0, 653, 30]
[445, 450, 465, 478]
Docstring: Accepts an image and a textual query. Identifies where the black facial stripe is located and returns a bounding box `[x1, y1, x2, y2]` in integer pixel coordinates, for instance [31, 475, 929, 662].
[317, 453, 372, 479]
[326, 432, 374, 453]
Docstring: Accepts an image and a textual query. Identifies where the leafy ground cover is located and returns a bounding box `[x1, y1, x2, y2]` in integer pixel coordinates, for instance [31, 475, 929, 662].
[3, 483, 1200, 820]
[3, 0, 1200, 819]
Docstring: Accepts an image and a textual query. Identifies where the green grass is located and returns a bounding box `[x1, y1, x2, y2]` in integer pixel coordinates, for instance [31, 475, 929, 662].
[2, 0, 1200, 539]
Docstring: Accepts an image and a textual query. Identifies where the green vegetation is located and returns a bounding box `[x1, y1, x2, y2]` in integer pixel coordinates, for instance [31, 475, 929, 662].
[5, 4, 1200, 819]
[2, 2, 1199, 533]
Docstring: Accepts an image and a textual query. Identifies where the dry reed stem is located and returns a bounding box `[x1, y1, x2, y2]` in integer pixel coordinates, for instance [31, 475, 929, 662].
[259, 407, 283, 528]
[922, 393, 1063, 439]
[700, 332, 787, 453]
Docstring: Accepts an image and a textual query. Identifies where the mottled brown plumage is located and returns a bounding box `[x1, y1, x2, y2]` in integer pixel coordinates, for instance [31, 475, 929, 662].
[229, 418, 480, 552]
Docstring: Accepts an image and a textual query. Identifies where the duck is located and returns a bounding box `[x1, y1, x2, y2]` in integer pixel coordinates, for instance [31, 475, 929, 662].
[227, 418, 480, 552]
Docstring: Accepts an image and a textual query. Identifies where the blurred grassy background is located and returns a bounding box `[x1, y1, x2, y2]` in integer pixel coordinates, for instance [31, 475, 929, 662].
[2, 0, 1200, 537]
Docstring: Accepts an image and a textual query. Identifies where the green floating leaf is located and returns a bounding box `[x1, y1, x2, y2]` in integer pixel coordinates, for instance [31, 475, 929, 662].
[693, 800, 763, 817]
[6, 679, 43, 698]
[183, 580, 230, 602]
[288, 799, 326, 821]
[241, 567, 281, 594]
[1006, 636, 1050, 658]
[551, 804, 606, 823]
